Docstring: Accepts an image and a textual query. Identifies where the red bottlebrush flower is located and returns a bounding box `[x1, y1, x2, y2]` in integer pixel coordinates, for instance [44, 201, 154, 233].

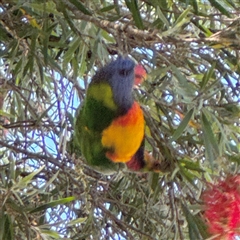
[202, 175, 240, 240]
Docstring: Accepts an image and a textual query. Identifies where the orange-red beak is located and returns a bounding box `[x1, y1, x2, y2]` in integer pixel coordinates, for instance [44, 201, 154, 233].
[134, 64, 147, 85]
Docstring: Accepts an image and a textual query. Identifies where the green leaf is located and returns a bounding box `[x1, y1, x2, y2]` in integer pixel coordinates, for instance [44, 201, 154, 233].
[46, 53, 63, 74]
[40, 171, 59, 192]
[100, 5, 115, 12]
[162, 6, 192, 37]
[61, 6, 81, 36]
[171, 64, 196, 102]
[13, 57, 23, 76]
[190, 0, 198, 13]
[22, 58, 32, 79]
[0, 110, 15, 119]
[224, 0, 236, 8]
[86, 33, 100, 73]
[40, 229, 60, 238]
[29, 196, 75, 213]
[208, 0, 231, 17]
[174, 6, 192, 26]
[200, 62, 216, 90]
[179, 165, 198, 188]
[13, 166, 45, 189]
[0, 210, 13, 240]
[63, 37, 81, 69]
[125, 0, 144, 29]
[201, 110, 219, 165]
[171, 108, 194, 141]
[158, 0, 168, 9]
[67, 217, 87, 226]
[149, 172, 160, 191]
[182, 204, 209, 240]
[68, 0, 92, 15]
[179, 159, 205, 172]
[27, 2, 61, 16]
[156, 6, 169, 27]
[101, 30, 115, 43]
[171, 65, 191, 89]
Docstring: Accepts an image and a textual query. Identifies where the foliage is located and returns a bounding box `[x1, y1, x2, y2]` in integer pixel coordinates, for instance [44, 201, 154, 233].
[0, 0, 239, 239]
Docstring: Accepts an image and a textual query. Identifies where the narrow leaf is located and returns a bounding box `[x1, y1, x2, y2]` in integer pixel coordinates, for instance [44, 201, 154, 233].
[14, 166, 45, 189]
[67, 217, 87, 226]
[191, 0, 198, 13]
[201, 111, 219, 165]
[3, 214, 14, 240]
[100, 5, 115, 12]
[182, 204, 208, 240]
[29, 196, 75, 213]
[200, 62, 216, 89]
[156, 6, 169, 27]
[125, 0, 144, 29]
[40, 230, 60, 238]
[179, 159, 205, 172]
[179, 166, 198, 188]
[171, 64, 192, 92]
[69, 0, 92, 15]
[174, 6, 192, 26]
[63, 37, 80, 68]
[208, 0, 231, 17]
[0, 110, 15, 119]
[172, 108, 194, 141]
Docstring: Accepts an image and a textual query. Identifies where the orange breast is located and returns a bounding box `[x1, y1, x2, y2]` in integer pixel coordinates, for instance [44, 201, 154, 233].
[101, 101, 144, 163]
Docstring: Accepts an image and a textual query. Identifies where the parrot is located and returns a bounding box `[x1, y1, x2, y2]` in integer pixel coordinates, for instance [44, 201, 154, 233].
[73, 56, 160, 173]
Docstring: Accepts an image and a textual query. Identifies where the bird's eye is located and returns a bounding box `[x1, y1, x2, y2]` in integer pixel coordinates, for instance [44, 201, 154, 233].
[119, 69, 130, 76]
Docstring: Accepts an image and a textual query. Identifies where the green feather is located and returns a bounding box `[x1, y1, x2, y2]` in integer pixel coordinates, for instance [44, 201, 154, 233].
[70, 57, 136, 173]
[87, 83, 117, 112]
[73, 83, 121, 173]
[83, 83, 117, 131]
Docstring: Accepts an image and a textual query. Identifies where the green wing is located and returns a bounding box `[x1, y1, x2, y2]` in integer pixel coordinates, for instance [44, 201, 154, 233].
[73, 83, 122, 173]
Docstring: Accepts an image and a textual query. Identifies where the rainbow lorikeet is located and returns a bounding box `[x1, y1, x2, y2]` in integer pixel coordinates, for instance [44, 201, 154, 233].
[73, 56, 160, 173]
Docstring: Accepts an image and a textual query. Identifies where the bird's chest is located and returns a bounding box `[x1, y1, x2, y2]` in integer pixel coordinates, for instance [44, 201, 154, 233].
[101, 102, 144, 163]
